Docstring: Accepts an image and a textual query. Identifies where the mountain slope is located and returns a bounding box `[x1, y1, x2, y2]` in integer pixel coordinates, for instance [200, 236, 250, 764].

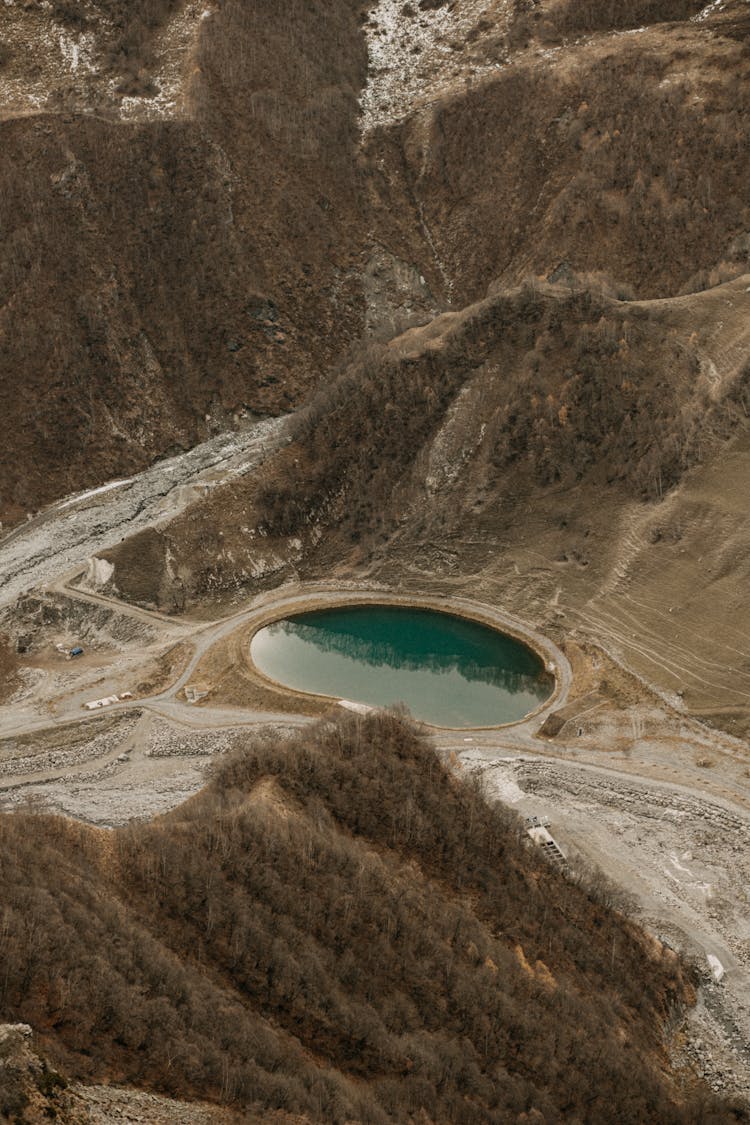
[366, 1, 750, 305]
[1, 712, 743, 1123]
[0, 0, 367, 519]
[93, 273, 750, 739]
[2, 0, 750, 519]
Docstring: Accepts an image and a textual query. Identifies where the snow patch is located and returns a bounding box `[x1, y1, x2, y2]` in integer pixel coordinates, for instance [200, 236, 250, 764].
[86, 557, 116, 588]
[692, 0, 727, 20]
[58, 478, 133, 510]
[339, 699, 374, 714]
[707, 953, 725, 982]
[491, 774, 525, 804]
[0, 0, 214, 124]
[460, 753, 526, 804]
[669, 851, 694, 876]
[360, 0, 512, 133]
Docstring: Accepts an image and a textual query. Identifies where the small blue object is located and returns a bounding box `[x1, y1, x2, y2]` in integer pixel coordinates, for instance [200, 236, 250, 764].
[69, 646, 84, 657]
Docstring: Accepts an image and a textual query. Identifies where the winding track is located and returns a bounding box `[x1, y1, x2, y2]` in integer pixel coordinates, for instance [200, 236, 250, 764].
[1, 583, 571, 735]
[0, 413, 748, 826]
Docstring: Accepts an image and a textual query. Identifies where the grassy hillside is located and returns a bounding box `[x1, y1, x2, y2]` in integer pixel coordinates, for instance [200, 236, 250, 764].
[1, 712, 744, 1122]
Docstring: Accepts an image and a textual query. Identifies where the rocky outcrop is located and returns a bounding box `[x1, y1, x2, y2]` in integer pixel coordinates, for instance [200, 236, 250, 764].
[0, 1023, 74, 1123]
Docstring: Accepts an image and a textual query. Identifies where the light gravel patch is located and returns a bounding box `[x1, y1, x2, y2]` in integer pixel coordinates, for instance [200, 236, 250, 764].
[0, 713, 251, 824]
[360, 0, 512, 132]
[0, 741, 206, 825]
[145, 717, 241, 758]
[5, 667, 46, 705]
[0, 418, 289, 610]
[20, 765, 210, 826]
[66, 1082, 235, 1123]
[0, 712, 141, 783]
[461, 750, 750, 1101]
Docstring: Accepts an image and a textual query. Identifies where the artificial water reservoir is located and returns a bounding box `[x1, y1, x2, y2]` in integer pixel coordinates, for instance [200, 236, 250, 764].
[249, 605, 554, 728]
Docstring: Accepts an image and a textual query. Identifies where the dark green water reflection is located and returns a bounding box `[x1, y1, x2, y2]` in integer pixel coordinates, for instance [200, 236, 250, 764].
[250, 605, 553, 727]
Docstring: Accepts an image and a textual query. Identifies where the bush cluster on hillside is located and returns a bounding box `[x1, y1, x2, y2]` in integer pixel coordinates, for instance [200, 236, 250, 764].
[52, 0, 180, 80]
[257, 286, 750, 553]
[0, 714, 745, 1122]
[521, 0, 708, 40]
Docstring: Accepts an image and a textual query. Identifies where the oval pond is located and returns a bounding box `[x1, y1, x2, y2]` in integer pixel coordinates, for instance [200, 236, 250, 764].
[250, 605, 554, 727]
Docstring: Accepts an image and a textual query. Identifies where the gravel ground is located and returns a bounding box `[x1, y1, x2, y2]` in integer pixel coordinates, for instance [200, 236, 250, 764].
[145, 718, 240, 758]
[458, 749, 750, 1100]
[65, 1084, 238, 1123]
[0, 712, 250, 826]
[0, 713, 141, 779]
[0, 417, 288, 611]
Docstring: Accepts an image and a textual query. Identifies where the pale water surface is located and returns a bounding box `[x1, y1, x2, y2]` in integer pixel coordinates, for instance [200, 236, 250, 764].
[250, 606, 553, 727]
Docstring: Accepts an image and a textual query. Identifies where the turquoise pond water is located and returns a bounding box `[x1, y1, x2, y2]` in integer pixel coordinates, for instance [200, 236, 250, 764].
[249, 605, 554, 728]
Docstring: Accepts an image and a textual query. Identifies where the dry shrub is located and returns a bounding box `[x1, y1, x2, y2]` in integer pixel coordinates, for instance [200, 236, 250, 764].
[539, 0, 706, 38]
[0, 713, 739, 1122]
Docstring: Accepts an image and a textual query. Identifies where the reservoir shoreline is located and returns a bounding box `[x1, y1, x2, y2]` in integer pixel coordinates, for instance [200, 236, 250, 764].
[241, 589, 569, 731]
